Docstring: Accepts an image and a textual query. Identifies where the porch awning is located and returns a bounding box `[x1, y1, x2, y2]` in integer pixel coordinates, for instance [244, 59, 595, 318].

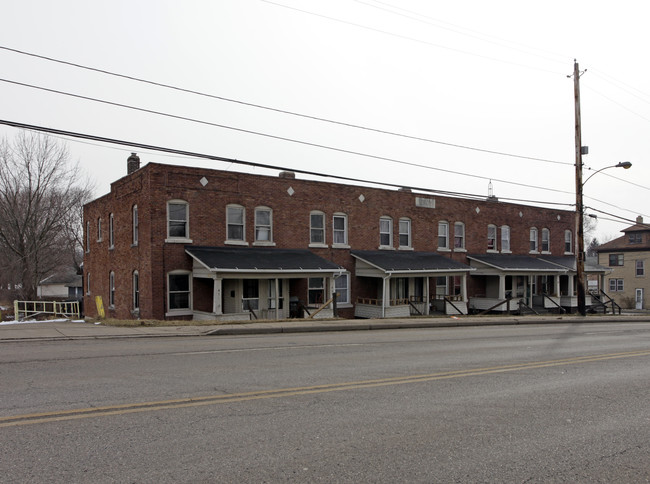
[186, 246, 343, 277]
[351, 250, 473, 277]
[539, 255, 611, 274]
[467, 254, 567, 274]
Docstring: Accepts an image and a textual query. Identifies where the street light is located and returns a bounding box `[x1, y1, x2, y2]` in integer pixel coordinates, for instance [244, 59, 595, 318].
[576, 161, 632, 316]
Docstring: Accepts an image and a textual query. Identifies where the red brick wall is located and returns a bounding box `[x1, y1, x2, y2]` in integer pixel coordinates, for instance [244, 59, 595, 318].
[84, 162, 575, 320]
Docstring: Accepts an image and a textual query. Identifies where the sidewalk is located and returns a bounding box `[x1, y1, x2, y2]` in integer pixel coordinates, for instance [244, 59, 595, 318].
[1, 313, 650, 342]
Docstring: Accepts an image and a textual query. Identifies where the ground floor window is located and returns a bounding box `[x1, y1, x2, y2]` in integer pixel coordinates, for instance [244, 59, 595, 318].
[242, 279, 259, 310]
[168, 272, 190, 310]
[308, 278, 325, 305]
[268, 280, 283, 309]
[609, 278, 624, 292]
[335, 273, 350, 304]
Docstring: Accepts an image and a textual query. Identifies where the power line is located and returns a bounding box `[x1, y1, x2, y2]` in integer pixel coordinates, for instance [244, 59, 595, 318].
[0, 44, 571, 167]
[0, 77, 577, 196]
[0, 118, 574, 208]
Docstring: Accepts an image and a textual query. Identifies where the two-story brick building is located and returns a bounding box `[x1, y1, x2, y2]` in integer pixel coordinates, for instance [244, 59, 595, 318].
[83, 154, 593, 321]
[597, 216, 650, 309]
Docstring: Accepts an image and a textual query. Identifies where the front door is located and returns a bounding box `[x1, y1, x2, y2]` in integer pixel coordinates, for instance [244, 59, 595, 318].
[636, 288, 644, 310]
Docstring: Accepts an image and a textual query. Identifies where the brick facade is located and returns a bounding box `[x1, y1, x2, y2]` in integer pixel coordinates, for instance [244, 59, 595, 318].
[83, 160, 576, 320]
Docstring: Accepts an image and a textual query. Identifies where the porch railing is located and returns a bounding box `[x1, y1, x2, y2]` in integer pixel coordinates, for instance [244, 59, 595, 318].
[356, 297, 410, 306]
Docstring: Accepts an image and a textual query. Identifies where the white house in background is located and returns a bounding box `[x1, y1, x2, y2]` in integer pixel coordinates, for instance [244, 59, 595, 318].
[37, 269, 83, 300]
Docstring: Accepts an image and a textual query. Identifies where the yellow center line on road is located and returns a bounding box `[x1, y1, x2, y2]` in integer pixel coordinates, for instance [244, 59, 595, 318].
[2, 349, 649, 428]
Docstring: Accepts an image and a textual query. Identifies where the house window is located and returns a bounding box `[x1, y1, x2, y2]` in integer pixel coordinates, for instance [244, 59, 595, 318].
[227, 205, 245, 241]
[167, 200, 189, 240]
[541, 228, 550, 253]
[609, 254, 624, 266]
[399, 218, 411, 249]
[109, 271, 115, 308]
[242, 279, 259, 311]
[168, 272, 191, 311]
[501, 226, 511, 252]
[255, 207, 272, 243]
[268, 281, 284, 309]
[609, 278, 624, 292]
[308, 277, 325, 306]
[565, 230, 573, 253]
[629, 233, 643, 244]
[435, 276, 447, 298]
[310, 211, 325, 245]
[379, 217, 392, 248]
[108, 213, 114, 249]
[97, 217, 102, 242]
[86, 272, 90, 295]
[636, 260, 645, 277]
[333, 213, 348, 246]
[86, 221, 90, 253]
[132, 205, 139, 246]
[487, 225, 497, 251]
[133, 271, 139, 310]
[530, 227, 538, 252]
[335, 273, 350, 305]
[438, 221, 449, 250]
[454, 222, 465, 250]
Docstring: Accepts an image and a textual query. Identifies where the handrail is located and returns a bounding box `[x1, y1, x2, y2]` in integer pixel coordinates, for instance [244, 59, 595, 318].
[595, 290, 622, 315]
[518, 299, 539, 315]
[475, 297, 517, 316]
[408, 299, 423, 315]
[444, 296, 464, 316]
[308, 297, 333, 319]
[542, 293, 566, 314]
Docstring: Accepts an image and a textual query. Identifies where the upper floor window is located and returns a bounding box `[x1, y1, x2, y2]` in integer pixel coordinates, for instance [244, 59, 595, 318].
[133, 271, 140, 310]
[438, 221, 449, 250]
[86, 221, 90, 253]
[333, 213, 348, 246]
[487, 224, 497, 251]
[530, 227, 538, 253]
[454, 222, 465, 250]
[636, 260, 645, 276]
[541, 228, 550, 253]
[254, 207, 272, 243]
[227, 205, 245, 241]
[108, 213, 115, 249]
[167, 200, 189, 240]
[609, 254, 624, 266]
[379, 216, 393, 248]
[399, 218, 411, 249]
[97, 217, 102, 242]
[501, 225, 511, 252]
[86, 272, 91, 295]
[564, 230, 573, 253]
[310, 211, 326, 245]
[132, 205, 139, 246]
[629, 233, 643, 244]
[109, 271, 115, 308]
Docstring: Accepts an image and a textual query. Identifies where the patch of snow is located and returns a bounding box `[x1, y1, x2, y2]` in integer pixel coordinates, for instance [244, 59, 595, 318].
[0, 319, 87, 326]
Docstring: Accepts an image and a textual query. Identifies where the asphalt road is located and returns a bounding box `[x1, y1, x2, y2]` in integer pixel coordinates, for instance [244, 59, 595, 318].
[1, 322, 649, 483]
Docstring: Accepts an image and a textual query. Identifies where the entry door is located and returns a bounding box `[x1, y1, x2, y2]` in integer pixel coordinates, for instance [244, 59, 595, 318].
[636, 288, 644, 310]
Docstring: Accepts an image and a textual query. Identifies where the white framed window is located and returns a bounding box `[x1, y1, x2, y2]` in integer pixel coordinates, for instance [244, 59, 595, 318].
[308, 277, 325, 306]
[310, 211, 326, 246]
[132, 205, 139, 246]
[333, 213, 348, 246]
[109, 271, 115, 308]
[254, 207, 272, 244]
[454, 222, 465, 250]
[335, 273, 350, 305]
[379, 216, 393, 248]
[564, 230, 573, 253]
[86, 272, 91, 296]
[97, 217, 102, 242]
[86, 221, 90, 253]
[226, 204, 245, 242]
[530, 227, 538, 253]
[438, 221, 449, 250]
[108, 213, 114, 249]
[487, 224, 497, 251]
[541, 228, 550, 253]
[636, 260, 645, 277]
[501, 225, 511, 252]
[609, 254, 624, 266]
[133, 271, 140, 310]
[399, 218, 411, 249]
[609, 278, 624, 292]
[167, 200, 190, 242]
[167, 271, 191, 313]
[242, 279, 259, 311]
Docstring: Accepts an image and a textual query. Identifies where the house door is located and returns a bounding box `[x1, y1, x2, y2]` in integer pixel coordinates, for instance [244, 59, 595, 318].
[635, 288, 643, 310]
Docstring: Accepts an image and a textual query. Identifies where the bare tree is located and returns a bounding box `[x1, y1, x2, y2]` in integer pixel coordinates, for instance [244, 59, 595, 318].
[0, 131, 93, 300]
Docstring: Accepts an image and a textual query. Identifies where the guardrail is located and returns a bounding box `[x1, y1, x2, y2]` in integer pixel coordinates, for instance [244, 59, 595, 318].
[13, 300, 80, 321]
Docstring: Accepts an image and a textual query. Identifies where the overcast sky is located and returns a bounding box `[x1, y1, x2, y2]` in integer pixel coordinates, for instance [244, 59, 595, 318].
[1, 0, 648, 242]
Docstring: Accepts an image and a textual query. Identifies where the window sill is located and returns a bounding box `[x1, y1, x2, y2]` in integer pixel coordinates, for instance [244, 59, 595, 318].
[453, 248, 467, 253]
[437, 248, 451, 252]
[487, 249, 499, 253]
[378, 246, 395, 250]
[564, 252, 574, 255]
[309, 243, 329, 249]
[225, 240, 249, 246]
[529, 250, 540, 254]
[166, 309, 192, 317]
[501, 250, 512, 254]
[253, 241, 276, 247]
[398, 246, 414, 251]
[332, 243, 351, 249]
[541, 251, 551, 254]
[131, 243, 138, 248]
[108, 246, 114, 251]
[165, 237, 193, 244]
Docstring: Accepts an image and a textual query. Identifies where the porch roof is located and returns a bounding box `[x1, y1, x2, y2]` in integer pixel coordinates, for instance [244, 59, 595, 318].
[467, 254, 567, 273]
[539, 255, 611, 274]
[351, 250, 472, 276]
[186, 246, 342, 274]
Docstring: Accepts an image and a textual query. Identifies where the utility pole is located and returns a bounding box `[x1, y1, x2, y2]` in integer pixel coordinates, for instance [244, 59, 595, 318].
[573, 60, 587, 316]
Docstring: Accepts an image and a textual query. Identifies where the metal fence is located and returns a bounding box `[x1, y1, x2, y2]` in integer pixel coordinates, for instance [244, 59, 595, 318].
[13, 300, 81, 321]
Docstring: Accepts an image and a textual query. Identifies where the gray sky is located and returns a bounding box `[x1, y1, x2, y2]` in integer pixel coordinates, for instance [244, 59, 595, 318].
[1, 0, 648, 242]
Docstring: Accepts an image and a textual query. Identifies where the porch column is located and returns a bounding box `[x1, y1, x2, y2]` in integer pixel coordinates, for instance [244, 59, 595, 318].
[498, 274, 506, 299]
[568, 274, 575, 296]
[212, 277, 222, 315]
[424, 276, 430, 315]
[554, 275, 561, 297]
[461, 274, 467, 302]
[275, 278, 280, 319]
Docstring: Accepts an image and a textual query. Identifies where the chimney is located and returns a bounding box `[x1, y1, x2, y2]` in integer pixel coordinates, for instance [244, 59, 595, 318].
[637, 215, 644, 224]
[127, 152, 140, 175]
[279, 171, 295, 179]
